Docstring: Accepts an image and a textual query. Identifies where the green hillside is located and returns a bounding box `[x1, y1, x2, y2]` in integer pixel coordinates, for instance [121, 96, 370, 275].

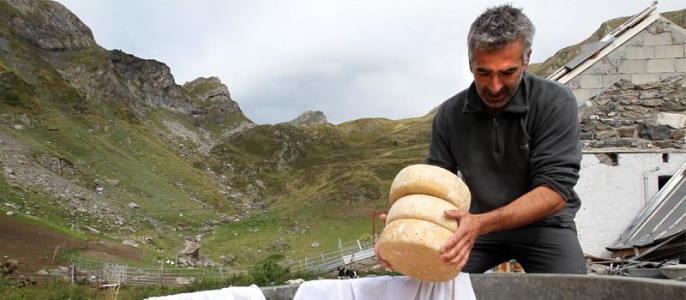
[1, 0, 683, 270]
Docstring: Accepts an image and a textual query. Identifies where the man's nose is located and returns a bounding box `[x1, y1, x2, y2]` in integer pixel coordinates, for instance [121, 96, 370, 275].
[488, 75, 503, 93]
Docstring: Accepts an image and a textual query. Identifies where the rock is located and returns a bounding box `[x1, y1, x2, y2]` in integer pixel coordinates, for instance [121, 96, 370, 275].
[179, 240, 201, 258]
[656, 112, 686, 129]
[36, 269, 50, 276]
[4, 202, 20, 210]
[220, 254, 236, 264]
[13, 125, 24, 131]
[175, 277, 193, 285]
[616, 126, 637, 138]
[265, 237, 291, 253]
[311, 241, 320, 248]
[639, 124, 673, 140]
[105, 179, 120, 186]
[595, 129, 617, 140]
[122, 240, 139, 248]
[7, 0, 95, 50]
[84, 226, 102, 235]
[283, 111, 328, 126]
[177, 257, 188, 266]
[127, 202, 140, 209]
[286, 278, 305, 285]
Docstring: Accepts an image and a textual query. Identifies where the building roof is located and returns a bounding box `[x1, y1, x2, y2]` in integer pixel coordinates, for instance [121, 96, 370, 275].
[548, 1, 662, 83]
[606, 161, 686, 259]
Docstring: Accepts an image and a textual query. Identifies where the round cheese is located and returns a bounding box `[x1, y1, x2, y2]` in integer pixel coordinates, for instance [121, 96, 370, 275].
[388, 164, 471, 210]
[385, 194, 458, 232]
[376, 219, 458, 282]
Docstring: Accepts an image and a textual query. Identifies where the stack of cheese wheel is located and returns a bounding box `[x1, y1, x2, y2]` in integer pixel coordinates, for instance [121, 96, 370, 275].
[376, 164, 471, 282]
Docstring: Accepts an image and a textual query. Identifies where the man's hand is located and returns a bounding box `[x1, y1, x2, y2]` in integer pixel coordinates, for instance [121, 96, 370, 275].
[374, 213, 393, 269]
[439, 209, 481, 271]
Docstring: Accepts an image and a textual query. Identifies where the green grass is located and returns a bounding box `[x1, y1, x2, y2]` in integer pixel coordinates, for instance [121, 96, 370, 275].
[0, 0, 440, 270]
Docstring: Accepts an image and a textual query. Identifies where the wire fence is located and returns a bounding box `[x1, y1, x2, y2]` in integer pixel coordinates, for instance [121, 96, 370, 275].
[5, 237, 378, 287]
[54, 254, 251, 287]
[288, 238, 376, 274]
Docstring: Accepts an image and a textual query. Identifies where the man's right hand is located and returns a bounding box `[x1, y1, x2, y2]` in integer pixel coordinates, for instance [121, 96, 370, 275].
[374, 213, 393, 269]
[439, 209, 480, 272]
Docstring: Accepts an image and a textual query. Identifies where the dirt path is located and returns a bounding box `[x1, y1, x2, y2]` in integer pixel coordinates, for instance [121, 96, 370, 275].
[0, 215, 143, 277]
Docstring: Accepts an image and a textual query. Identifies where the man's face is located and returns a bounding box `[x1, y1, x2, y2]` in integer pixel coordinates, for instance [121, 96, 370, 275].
[469, 38, 531, 114]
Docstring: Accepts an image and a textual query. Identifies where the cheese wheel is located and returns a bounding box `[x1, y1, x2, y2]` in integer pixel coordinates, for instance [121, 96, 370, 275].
[376, 219, 458, 282]
[389, 164, 471, 210]
[385, 194, 458, 232]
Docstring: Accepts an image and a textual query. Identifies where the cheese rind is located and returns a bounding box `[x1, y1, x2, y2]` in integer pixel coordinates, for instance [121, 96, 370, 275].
[389, 164, 471, 210]
[376, 219, 458, 282]
[386, 194, 458, 232]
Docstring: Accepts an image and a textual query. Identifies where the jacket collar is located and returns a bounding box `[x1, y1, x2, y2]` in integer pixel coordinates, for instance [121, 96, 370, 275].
[463, 71, 531, 116]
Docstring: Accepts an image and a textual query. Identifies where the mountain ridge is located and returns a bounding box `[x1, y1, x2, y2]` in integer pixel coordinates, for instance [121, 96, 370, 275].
[0, 0, 684, 268]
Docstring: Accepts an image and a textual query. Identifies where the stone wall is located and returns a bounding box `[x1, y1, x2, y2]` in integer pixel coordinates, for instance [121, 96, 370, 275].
[568, 16, 686, 106]
[579, 75, 685, 150]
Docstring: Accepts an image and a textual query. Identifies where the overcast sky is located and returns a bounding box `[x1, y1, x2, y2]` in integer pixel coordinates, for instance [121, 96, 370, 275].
[54, 0, 683, 125]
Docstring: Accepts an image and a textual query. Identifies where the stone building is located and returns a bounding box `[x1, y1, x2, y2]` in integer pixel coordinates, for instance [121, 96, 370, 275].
[545, 3, 686, 259]
[550, 3, 685, 106]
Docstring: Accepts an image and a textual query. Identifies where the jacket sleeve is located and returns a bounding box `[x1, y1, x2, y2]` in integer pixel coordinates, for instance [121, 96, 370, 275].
[529, 83, 582, 202]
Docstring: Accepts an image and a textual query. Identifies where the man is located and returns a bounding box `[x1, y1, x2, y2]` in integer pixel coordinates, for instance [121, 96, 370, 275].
[426, 4, 587, 274]
[377, 4, 586, 275]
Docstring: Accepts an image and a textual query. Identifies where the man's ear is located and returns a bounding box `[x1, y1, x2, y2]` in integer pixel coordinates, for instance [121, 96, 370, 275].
[523, 48, 532, 69]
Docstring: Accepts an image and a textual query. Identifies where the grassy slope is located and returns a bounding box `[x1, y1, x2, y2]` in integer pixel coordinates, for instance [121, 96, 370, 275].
[2, 2, 683, 269]
[0, 2, 235, 260]
[199, 113, 433, 264]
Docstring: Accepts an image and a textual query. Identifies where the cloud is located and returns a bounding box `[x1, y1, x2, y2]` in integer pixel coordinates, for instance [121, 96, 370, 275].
[55, 0, 685, 124]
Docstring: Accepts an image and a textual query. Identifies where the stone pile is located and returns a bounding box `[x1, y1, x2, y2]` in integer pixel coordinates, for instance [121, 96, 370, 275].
[579, 75, 686, 150]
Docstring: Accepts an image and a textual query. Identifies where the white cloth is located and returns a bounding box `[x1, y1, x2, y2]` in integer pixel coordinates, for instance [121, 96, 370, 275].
[293, 273, 475, 300]
[145, 284, 266, 300]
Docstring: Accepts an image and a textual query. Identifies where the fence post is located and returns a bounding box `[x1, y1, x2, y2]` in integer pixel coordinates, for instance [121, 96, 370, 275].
[159, 261, 164, 288]
[338, 239, 345, 265]
[357, 239, 362, 251]
[53, 244, 60, 262]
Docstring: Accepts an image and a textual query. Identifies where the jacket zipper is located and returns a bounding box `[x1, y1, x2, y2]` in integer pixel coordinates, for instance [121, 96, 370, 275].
[492, 117, 502, 153]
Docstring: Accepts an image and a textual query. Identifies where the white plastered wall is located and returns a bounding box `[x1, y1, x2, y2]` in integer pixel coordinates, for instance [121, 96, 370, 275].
[574, 152, 686, 258]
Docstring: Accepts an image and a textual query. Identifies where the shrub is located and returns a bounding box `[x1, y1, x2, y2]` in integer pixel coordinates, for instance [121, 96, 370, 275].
[249, 259, 290, 286]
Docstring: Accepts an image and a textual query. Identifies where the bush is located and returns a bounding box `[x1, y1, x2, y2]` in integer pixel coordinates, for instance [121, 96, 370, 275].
[1, 260, 18, 281]
[249, 259, 290, 286]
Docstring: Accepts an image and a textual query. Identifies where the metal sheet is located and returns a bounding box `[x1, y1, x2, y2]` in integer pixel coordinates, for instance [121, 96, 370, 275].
[564, 39, 615, 70]
[608, 162, 686, 252]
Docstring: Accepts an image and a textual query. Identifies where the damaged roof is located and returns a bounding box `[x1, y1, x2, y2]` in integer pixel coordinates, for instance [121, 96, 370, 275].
[607, 161, 686, 260]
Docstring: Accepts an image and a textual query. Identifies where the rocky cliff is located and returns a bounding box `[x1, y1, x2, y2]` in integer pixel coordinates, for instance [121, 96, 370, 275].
[0, 0, 684, 266]
[282, 110, 328, 126]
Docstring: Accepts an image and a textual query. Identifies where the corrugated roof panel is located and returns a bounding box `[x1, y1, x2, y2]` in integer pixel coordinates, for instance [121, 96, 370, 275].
[608, 162, 686, 251]
[565, 39, 615, 70]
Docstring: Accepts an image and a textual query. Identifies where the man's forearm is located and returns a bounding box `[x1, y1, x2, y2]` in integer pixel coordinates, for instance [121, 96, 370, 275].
[473, 186, 565, 235]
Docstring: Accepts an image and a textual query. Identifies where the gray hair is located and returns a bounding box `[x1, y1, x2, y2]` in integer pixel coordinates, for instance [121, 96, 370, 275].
[467, 4, 535, 63]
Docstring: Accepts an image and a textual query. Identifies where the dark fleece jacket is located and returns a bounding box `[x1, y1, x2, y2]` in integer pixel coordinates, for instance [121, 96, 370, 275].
[425, 71, 581, 228]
